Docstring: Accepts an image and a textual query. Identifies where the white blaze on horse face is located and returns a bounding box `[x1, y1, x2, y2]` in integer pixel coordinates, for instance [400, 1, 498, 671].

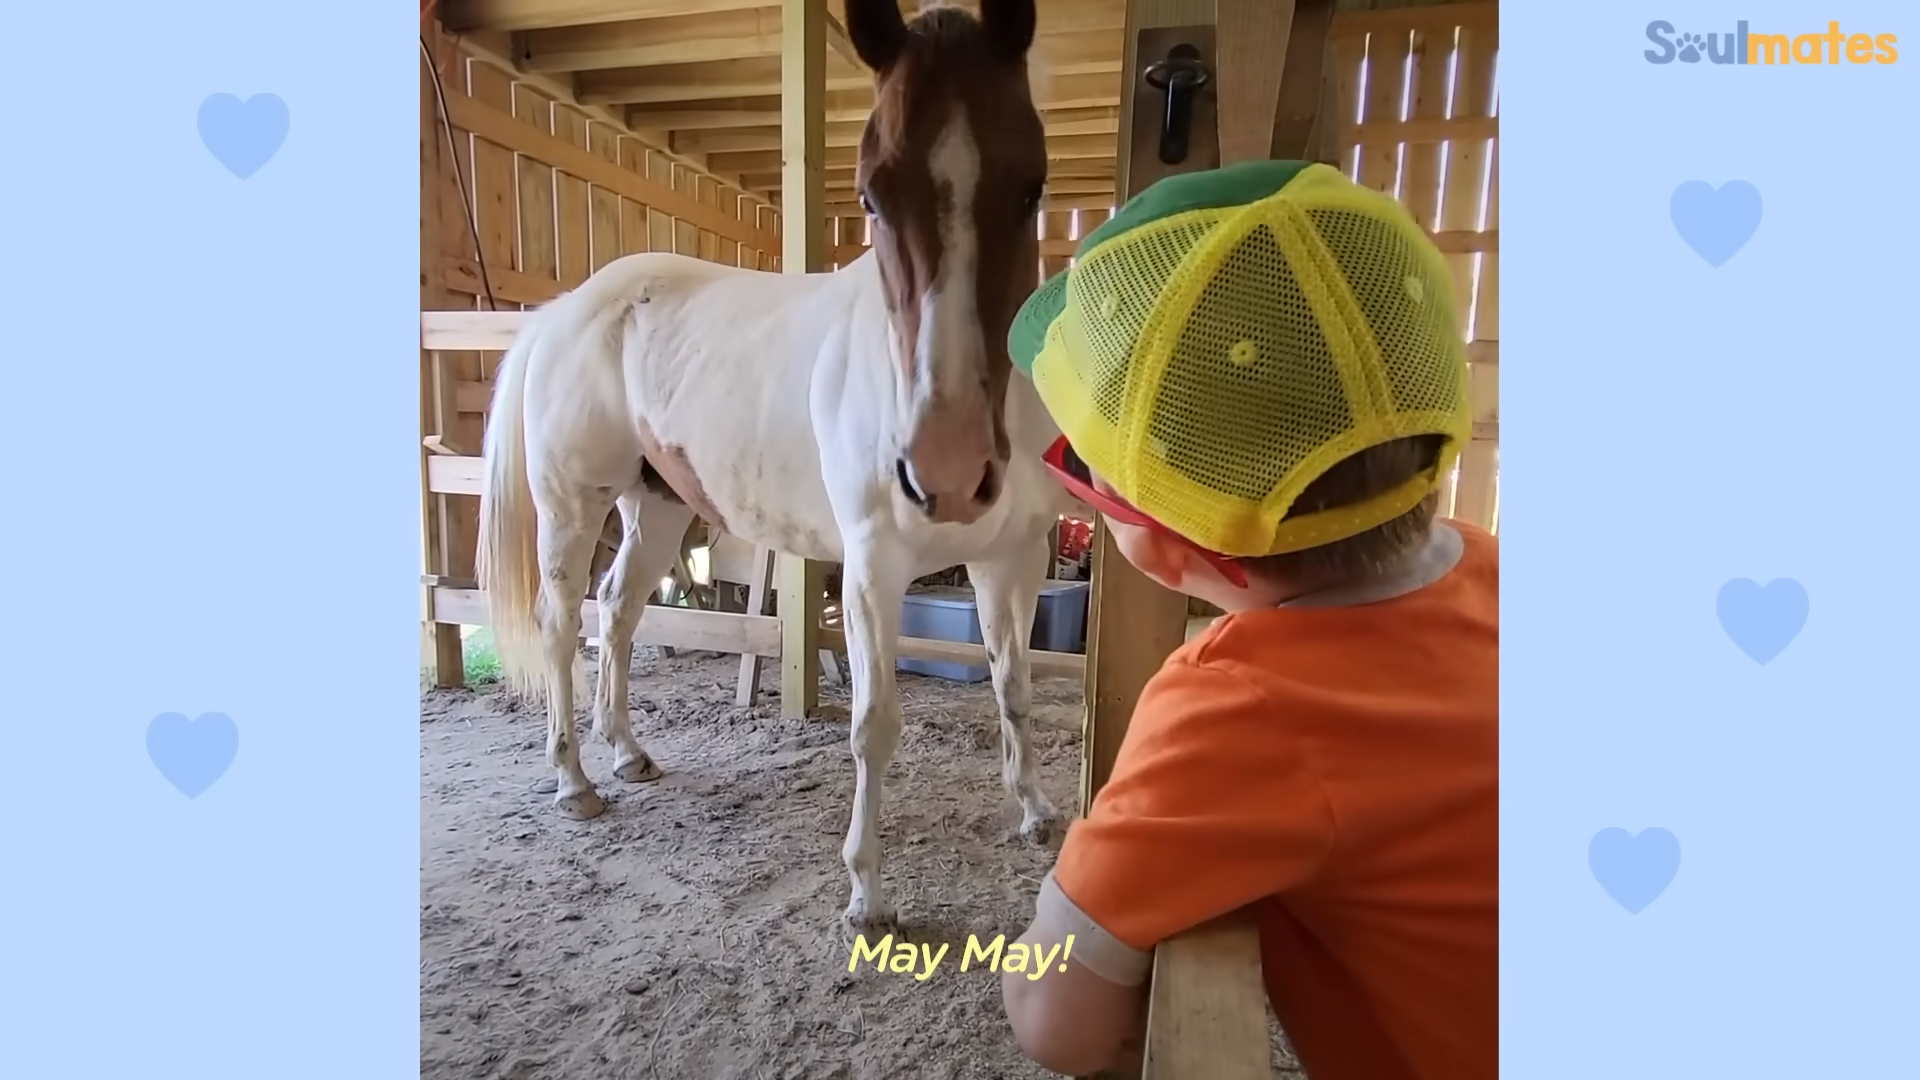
[915, 106, 982, 398]
[900, 103, 995, 517]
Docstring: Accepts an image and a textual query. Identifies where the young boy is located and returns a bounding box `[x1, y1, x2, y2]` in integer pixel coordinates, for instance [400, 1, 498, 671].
[998, 160, 1497, 1079]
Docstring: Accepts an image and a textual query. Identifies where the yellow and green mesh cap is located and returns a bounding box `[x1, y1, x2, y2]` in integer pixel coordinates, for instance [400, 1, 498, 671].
[1010, 160, 1473, 558]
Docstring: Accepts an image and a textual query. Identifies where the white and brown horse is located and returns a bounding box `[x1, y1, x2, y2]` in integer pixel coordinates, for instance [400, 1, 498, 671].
[477, 0, 1071, 934]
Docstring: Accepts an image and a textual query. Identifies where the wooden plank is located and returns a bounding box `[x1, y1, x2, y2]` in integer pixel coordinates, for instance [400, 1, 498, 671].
[442, 83, 781, 252]
[421, 33, 468, 689]
[734, 545, 778, 706]
[815, 630, 1088, 680]
[695, 175, 718, 263]
[1396, 23, 1455, 229]
[617, 137, 652, 257]
[1324, 33, 1366, 176]
[1089, 0, 1220, 811]
[1141, 913, 1272, 1080]
[587, 122, 624, 272]
[1473, 141, 1499, 341]
[426, 455, 487, 496]
[444, 55, 508, 642]
[1456, 133, 1498, 533]
[1215, 0, 1292, 165]
[550, 106, 593, 289]
[670, 163, 700, 255]
[421, 311, 527, 351]
[645, 150, 677, 254]
[442, 0, 767, 33]
[1267, 0, 1334, 160]
[466, 60, 521, 293]
[429, 587, 783, 655]
[1357, 23, 1411, 196]
[1439, 23, 1497, 336]
[510, 85, 560, 292]
[1040, 210, 1074, 285]
[520, 8, 784, 72]
[1329, 1, 1496, 41]
[780, 0, 828, 722]
[440, 255, 564, 306]
[579, 57, 870, 106]
[1356, 114, 1496, 147]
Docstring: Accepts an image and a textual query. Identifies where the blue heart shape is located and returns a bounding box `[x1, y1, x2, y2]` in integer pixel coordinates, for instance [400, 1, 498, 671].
[1589, 827, 1681, 914]
[146, 712, 239, 798]
[1670, 180, 1762, 267]
[197, 93, 289, 179]
[1716, 577, 1808, 664]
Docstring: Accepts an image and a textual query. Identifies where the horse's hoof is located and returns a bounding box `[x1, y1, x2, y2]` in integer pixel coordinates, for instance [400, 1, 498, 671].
[614, 755, 664, 784]
[555, 789, 607, 820]
[1019, 810, 1064, 847]
[842, 897, 900, 942]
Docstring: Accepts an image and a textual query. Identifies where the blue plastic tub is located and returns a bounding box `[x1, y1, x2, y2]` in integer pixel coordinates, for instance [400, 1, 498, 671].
[897, 580, 1091, 682]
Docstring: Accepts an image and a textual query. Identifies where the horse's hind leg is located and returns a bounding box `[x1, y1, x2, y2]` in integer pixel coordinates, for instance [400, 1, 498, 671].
[534, 486, 613, 820]
[594, 490, 697, 783]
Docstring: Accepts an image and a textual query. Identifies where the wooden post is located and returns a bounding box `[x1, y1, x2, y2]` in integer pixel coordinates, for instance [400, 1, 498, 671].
[420, 30, 467, 688]
[1215, 0, 1293, 165]
[1082, 0, 1220, 825]
[778, 0, 827, 720]
[1089, 4, 1311, 1078]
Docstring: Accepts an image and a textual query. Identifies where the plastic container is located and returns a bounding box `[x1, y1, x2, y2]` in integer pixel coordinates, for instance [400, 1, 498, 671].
[898, 580, 1091, 682]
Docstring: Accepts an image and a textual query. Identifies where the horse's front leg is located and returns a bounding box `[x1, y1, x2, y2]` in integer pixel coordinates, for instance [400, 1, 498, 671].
[835, 534, 911, 938]
[967, 533, 1064, 846]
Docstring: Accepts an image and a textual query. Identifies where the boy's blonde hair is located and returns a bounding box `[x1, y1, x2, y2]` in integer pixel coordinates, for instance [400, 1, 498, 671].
[1241, 435, 1445, 586]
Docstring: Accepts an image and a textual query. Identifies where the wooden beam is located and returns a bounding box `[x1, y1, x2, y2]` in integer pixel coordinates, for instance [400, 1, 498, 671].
[421, 310, 526, 352]
[1268, 0, 1334, 159]
[1216, 0, 1293, 165]
[620, 70, 1122, 114]
[824, 11, 862, 68]
[781, 0, 829, 720]
[421, 34, 468, 690]
[1352, 114, 1498, 147]
[518, 9, 783, 72]
[712, 144, 857, 175]
[628, 90, 873, 128]
[442, 0, 766, 33]
[429, 587, 783, 655]
[449, 31, 766, 212]
[440, 84, 780, 252]
[1141, 913, 1272, 1080]
[676, 109, 1122, 156]
[578, 56, 868, 106]
[816, 629, 1088, 679]
[1086, 11, 1222, 1075]
[1329, 0, 1496, 40]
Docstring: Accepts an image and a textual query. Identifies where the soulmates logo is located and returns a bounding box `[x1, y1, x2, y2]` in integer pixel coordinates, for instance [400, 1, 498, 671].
[1644, 20, 1898, 65]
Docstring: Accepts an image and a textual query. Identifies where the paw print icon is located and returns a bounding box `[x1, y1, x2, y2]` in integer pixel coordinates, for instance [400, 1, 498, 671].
[1677, 32, 1706, 62]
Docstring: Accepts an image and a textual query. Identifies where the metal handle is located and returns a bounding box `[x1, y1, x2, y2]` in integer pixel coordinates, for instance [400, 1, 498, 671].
[1143, 44, 1211, 165]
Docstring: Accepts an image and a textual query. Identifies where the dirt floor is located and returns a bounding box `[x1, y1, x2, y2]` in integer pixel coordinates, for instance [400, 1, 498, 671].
[421, 645, 1303, 1079]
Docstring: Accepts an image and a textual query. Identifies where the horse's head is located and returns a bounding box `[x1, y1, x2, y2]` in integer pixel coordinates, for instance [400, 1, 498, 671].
[847, 0, 1046, 526]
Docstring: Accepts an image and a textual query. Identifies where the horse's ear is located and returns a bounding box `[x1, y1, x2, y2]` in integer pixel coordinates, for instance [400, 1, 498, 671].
[844, 0, 908, 72]
[978, 0, 1037, 60]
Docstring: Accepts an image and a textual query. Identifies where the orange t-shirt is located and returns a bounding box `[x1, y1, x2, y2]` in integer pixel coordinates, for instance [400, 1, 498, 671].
[1049, 521, 1497, 1080]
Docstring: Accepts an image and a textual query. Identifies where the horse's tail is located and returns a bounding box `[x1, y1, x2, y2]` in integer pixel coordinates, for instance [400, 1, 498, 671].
[476, 317, 548, 702]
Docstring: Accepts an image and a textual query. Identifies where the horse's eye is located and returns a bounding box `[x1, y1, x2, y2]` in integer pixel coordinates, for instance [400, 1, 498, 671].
[859, 190, 877, 217]
[1023, 184, 1044, 216]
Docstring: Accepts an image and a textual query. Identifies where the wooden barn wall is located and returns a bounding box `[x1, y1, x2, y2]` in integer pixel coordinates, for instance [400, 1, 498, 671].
[420, 29, 784, 626]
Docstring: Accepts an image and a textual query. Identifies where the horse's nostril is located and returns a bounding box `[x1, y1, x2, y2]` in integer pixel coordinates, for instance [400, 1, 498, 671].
[896, 458, 926, 507]
[973, 462, 998, 504]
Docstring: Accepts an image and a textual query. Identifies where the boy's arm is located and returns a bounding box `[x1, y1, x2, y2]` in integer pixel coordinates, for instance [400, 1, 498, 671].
[1000, 873, 1150, 1075]
[999, 656, 1334, 1074]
